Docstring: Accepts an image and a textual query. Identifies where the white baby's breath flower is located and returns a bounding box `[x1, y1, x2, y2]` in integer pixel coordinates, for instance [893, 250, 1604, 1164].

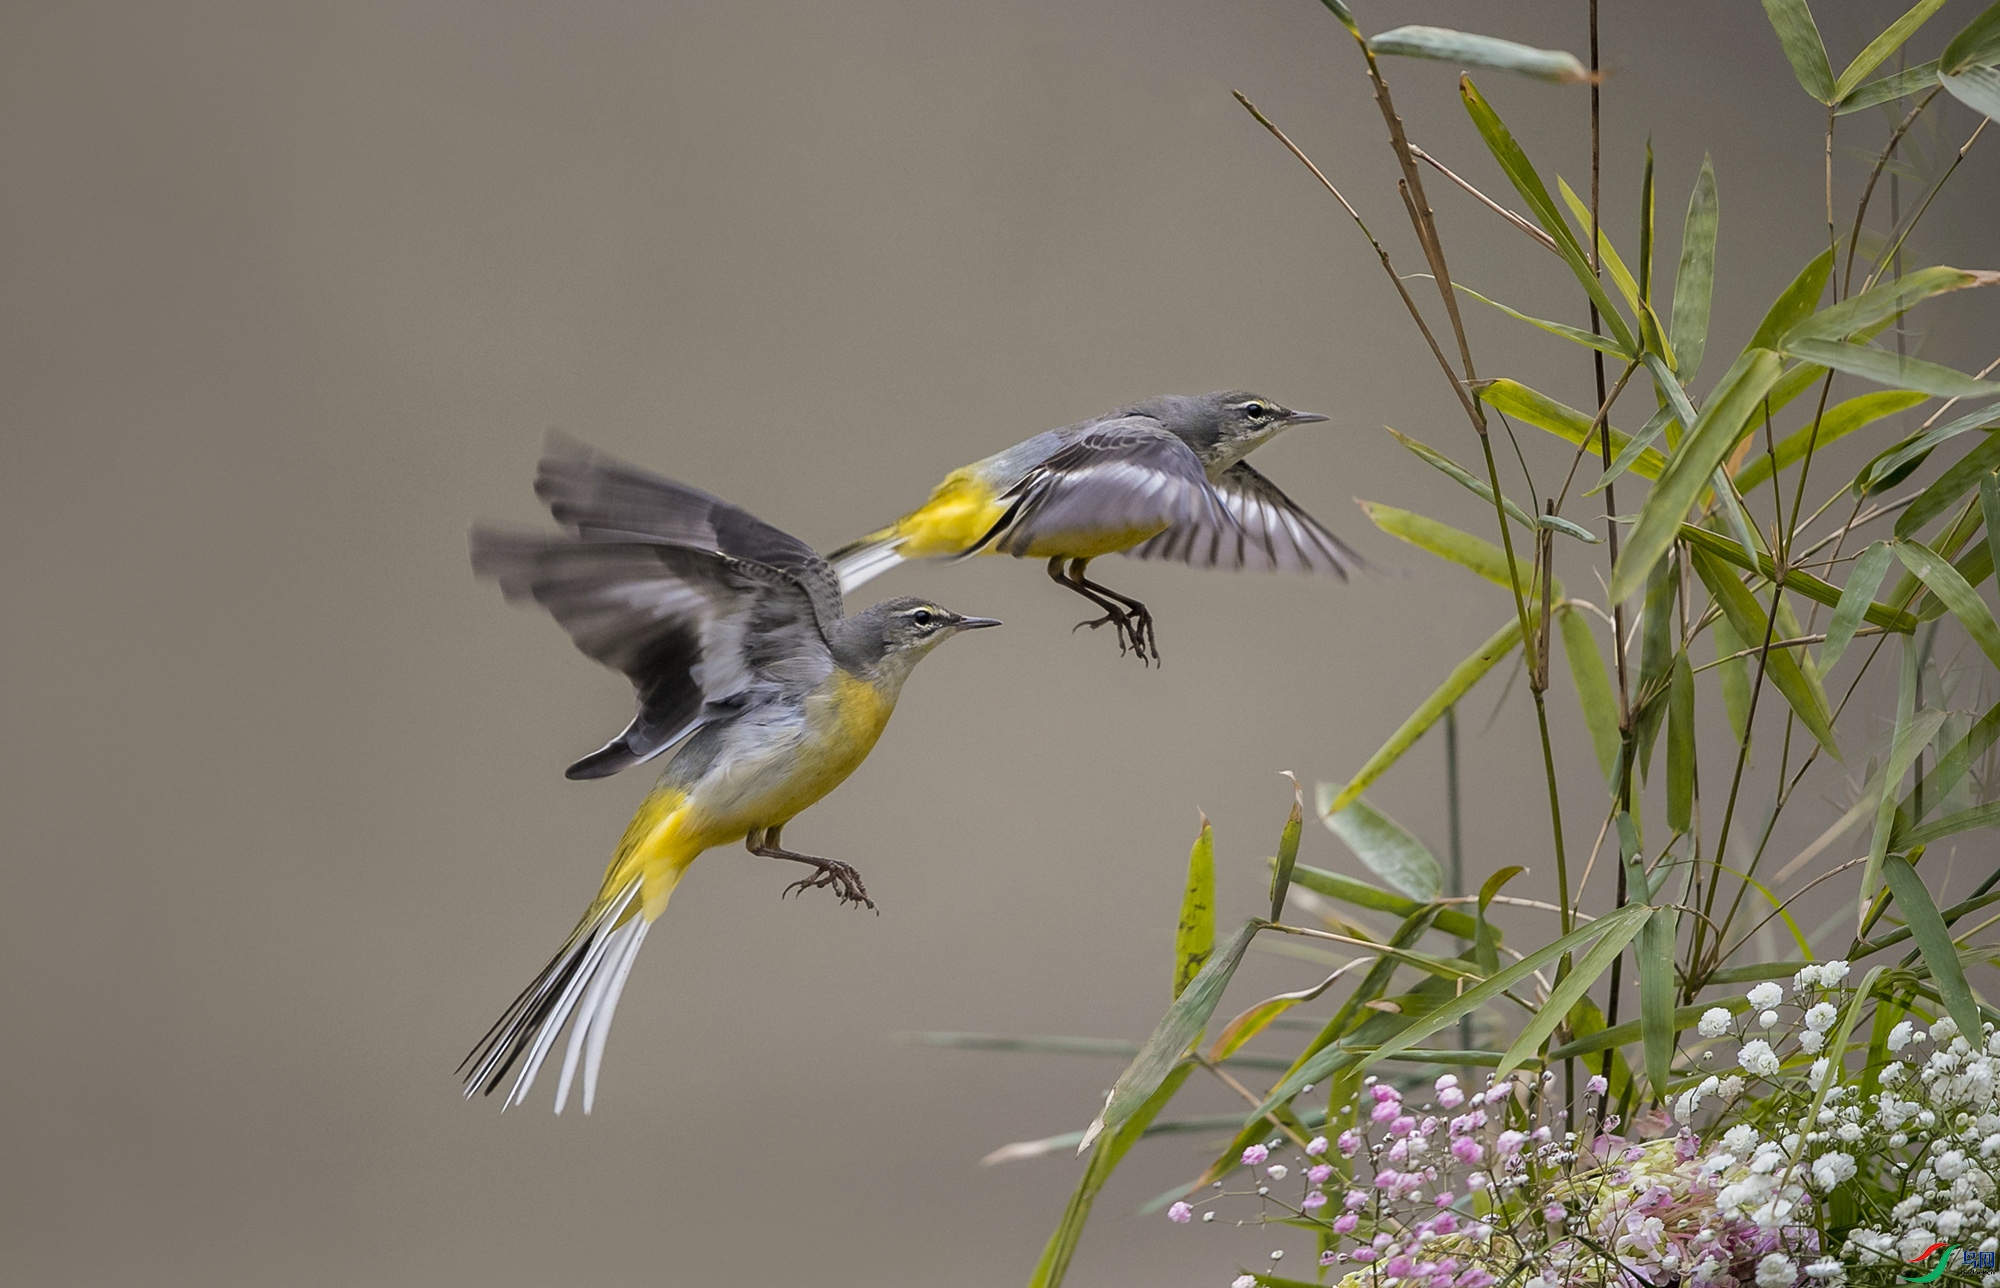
[1758, 1252, 1800, 1288]
[1805, 1257, 1847, 1285]
[1813, 1151, 1858, 1191]
[1935, 1017, 1961, 1042]
[1723, 1124, 1760, 1153]
[1820, 960, 1850, 986]
[1748, 981, 1785, 1010]
[1761, 1009, 1781, 1029]
[1806, 1002, 1839, 1033]
[1890, 1021, 1916, 1052]
[1740, 1039, 1781, 1077]
[1799, 1029, 1827, 1054]
[1699, 1007, 1733, 1037]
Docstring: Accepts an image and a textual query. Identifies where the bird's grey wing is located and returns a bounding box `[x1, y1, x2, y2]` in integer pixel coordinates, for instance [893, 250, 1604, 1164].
[1125, 461, 1366, 578]
[471, 531, 833, 779]
[533, 433, 845, 626]
[976, 419, 1231, 558]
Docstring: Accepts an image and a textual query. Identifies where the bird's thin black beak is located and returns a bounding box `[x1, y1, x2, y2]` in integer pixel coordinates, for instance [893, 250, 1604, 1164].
[955, 616, 1003, 630]
[1286, 410, 1331, 425]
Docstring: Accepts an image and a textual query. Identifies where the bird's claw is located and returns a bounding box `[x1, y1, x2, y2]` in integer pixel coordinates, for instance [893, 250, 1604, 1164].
[1071, 607, 1157, 666]
[781, 858, 877, 911]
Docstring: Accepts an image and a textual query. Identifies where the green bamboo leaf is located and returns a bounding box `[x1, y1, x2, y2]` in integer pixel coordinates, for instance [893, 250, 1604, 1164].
[1270, 780, 1304, 924]
[1985, 469, 2000, 605]
[1859, 403, 2000, 495]
[1898, 699, 2000, 836]
[1762, 0, 1837, 101]
[1823, 542, 1895, 672]
[1476, 866, 1525, 975]
[1030, 1062, 1195, 1288]
[1677, 522, 1917, 631]
[1559, 178, 1645, 319]
[1176, 818, 1217, 999]
[1497, 909, 1652, 1078]
[1899, 801, 2000, 848]
[1459, 77, 1638, 353]
[1321, 796, 1442, 902]
[1250, 905, 1652, 1114]
[1638, 875, 1680, 1096]
[1713, 614, 1753, 743]
[1635, 554, 1679, 777]
[1883, 855, 1985, 1044]
[1209, 966, 1362, 1064]
[1863, 639, 1926, 920]
[1691, 548, 1841, 756]
[1941, 64, 2000, 121]
[1320, 617, 1524, 816]
[1750, 248, 1835, 352]
[1667, 650, 1696, 832]
[1835, 0, 1951, 99]
[1940, 0, 2000, 72]
[1786, 266, 2000, 346]
[1735, 390, 1930, 492]
[1785, 338, 2000, 398]
[1548, 997, 1750, 1060]
[1671, 155, 1719, 382]
[1591, 403, 1681, 497]
[1385, 428, 1599, 542]
[1081, 919, 1259, 1151]
[1453, 280, 1634, 358]
[1896, 431, 2000, 537]
[1358, 501, 1524, 591]
[1287, 860, 1483, 940]
[1893, 539, 2000, 668]
[1559, 606, 1623, 787]
[1317, 0, 1362, 41]
[1639, 143, 1656, 308]
[1836, 59, 1943, 114]
[1612, 349, 1786, 602]
[1370, 25, 1592, 82]
[1478, 379, 1664, 479]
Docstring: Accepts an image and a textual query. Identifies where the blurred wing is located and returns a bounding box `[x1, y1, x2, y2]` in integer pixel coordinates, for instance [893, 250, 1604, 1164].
[1126, 462, 1365, 577]
[533, 433, 844, 626]
[471, 532, 833, 779]
[976, 419, 1229, 558]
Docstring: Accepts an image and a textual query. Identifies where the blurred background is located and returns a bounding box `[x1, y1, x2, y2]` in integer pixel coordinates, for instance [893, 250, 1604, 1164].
[5, 1, 1998, 1284]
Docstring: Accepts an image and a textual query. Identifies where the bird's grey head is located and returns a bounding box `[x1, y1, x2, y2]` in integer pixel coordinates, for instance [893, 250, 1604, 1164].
[830, 596, 1002, 685]
[1127, 391, 1330, 473]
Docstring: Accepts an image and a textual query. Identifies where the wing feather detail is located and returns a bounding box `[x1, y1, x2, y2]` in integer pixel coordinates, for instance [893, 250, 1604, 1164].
[1125, 461, 1364, 577]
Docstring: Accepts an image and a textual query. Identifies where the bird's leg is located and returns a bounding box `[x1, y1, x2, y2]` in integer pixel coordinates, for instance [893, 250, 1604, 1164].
[746, 826, 876, 911]
[1067, 558, 1157, 664]
[1047, 556, 1138, 657]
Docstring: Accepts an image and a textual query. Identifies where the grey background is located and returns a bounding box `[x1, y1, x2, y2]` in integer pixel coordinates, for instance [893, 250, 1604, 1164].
[5, 2, 1996, 1285]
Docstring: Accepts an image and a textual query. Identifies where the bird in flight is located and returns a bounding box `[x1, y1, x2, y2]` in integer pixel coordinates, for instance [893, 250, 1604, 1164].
[827, 391, 1361, 663]
[462, 436, 999, 1112]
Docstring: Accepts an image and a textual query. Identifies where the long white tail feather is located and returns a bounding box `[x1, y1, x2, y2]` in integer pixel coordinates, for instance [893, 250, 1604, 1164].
[487, 880, 643, 1110]
[506, 921, 624, 1108]
[831, 535, 908, 594]
[552, 916, 639, 1114]
[581, 918, 650, 1114]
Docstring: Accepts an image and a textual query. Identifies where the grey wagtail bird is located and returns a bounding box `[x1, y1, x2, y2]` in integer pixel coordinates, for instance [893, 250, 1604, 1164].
[462, 436, 999, 1112]
[826, 391, 1361, 664]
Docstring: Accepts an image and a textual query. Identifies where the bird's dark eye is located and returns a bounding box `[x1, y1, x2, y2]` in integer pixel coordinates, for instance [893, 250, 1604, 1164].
[911, 608, 935, 627]
[1244, 402, 1268, 418]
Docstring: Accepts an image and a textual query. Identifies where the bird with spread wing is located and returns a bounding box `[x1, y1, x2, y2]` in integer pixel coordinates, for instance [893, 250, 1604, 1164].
[463, 436, 999, 1112]
[826, 391, 1362, 663]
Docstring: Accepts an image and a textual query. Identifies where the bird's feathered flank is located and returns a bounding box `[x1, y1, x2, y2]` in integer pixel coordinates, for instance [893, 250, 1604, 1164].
[970, 418, 1232, 561]
[1126, 461, 1368, 578]
[458, 876, 651, 1114]
[471, 437, 844, 779]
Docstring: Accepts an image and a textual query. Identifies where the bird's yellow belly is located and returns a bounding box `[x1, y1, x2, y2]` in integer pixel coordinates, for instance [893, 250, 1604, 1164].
[893, 470, 1009, 558]
[1008, 520, 1171, 560]
[688, 673, 895, 841]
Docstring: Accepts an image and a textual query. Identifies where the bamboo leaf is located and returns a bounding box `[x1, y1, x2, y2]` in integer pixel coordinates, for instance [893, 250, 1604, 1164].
[1476, 866, 1524, 976]
[1459, 77, 1638, 352]
[1370, 25, 1592, 82]
[1548, 997, 1749, 1060]
[1359, 501, 1525, 591]
[1638, 876, 1680, 1096]
[1613, 349, 1786, 602]
[1288, 859, 1483, 941]
[1270, 779, 1304, 923]
[1749, 248, 1835, 352]
[1762, 0, 1837, 101]
[1899, 801, 2000, 848]
[1824, 542, 1895, 672]
[1030, 1062, 1196, 1288]
[1941, 64, 2000, 122]
[1386, 428, 1598, 542]
[1453, 280, 1633, 358]
[1639, 143, 1656, 310]
[1714, 614, 1753, 743]
[1940, 0, 2000, 73]
[1836, 59, 1943, 114]
[1784, 338, 2000, 398]
[1477, 379, 1664, 479]
[1691, 548, 1842, 757]
[1895, 431, 2000, 536]
[1209, 966, 1363, 1064]
[1635, 554, 1680, 777]
[1175, 819, 1217, 999]
[1671, 156, 1719, 382]
[1667, 650, 1696, 833]
[1496, 909, 1652, 1078]
[1678, 522, 1918, 631]
[1836, 0, 1951, 99]
[1081, 920, 1258, 1152]
[1321, 796, 1442, 902]
[1320, 617, 1524, 816]
[1591, 403, 1681, 497]
[1786, 266, 2000, 346]
[1893, 539, 2000, 669]
[1559, 605, 1623, 786]
[1859, 402, 2000, 495]
[1863, 639, 1926, 921]
[1985, 470, 2000, 606]
[1734, 390, 1930, 492]
[1883, 855, 1985, 1045]
[1559, 178, 1645, 320]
